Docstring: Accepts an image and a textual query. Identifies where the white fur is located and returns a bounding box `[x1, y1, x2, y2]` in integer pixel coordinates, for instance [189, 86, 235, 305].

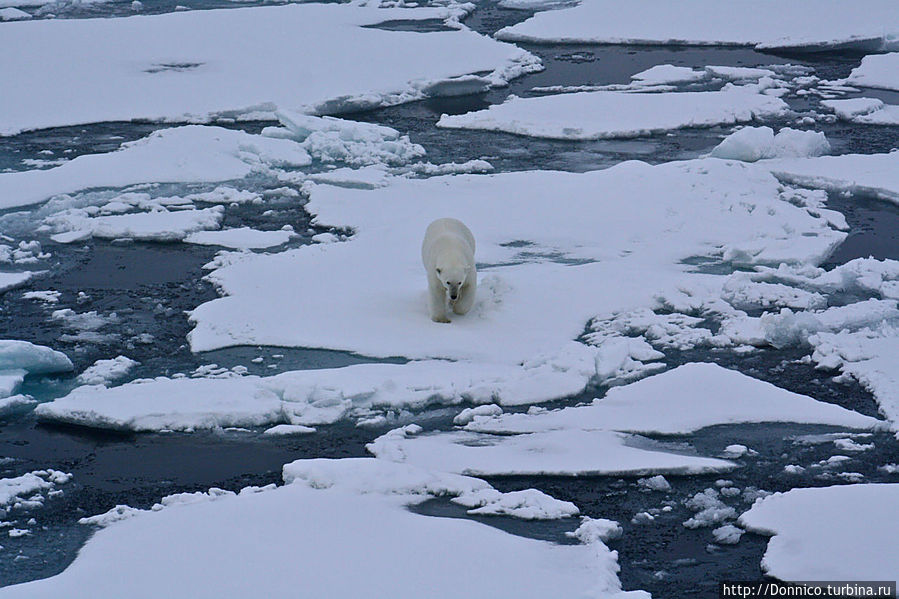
[421, 218, 477, 323]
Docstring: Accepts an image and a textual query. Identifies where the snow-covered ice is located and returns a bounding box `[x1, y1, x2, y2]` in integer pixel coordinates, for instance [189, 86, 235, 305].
[683, 488, 736, 529]
[587, 257, 899, 431]
[637, 475, 671, 492]
[847, 52, 899, 91]
[76, 356, 138, 386]
[0, 3, 539, 136]
[34, 358, 592, 432]
[0, 7, 29, 20]
[821, 98, 899, 126]
[0, 126, 311, 211]
[0, 394, 37, 417]
[190, 159, 846, 376]
[769, 151, 899, 205]
[184, 227, 295, 250]
[496, 0, 899, 51]
[0, 340, 73, 377]
[739, 484, 899, 579]
[0, 459, 644, 599]
[0, 272, 36, 295]
[263, 111, 426, 168]
[711, 524, 744, 545]
[810, 324, 899, 432]
[710, 127, 830, 162]
[367, 426, 736, 477]
[462, 363, 882, 435]
[0, 470, 72, 511]
[45, 205, 225, 243]
[437, 87, 788, 140]
[21, 290, 60, 304]
[0, 341, 71, 408]
[284, 458, 580, 520]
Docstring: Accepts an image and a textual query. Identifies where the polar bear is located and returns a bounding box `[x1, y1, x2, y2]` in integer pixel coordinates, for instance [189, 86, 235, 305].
[421, 218, 477, 323]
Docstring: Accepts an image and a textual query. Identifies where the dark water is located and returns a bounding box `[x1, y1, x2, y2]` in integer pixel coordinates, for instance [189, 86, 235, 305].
[2, 0, 899, 594]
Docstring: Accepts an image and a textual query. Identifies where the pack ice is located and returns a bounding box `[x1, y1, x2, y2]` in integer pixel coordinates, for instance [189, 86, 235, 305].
[496, 0, 899, 51]
[0, 459, 647, 599]
[190, 159, 845, 366]
[0, 4, 539, 135]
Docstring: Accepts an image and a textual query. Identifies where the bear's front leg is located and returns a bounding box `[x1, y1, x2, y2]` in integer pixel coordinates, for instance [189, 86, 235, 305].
[429, 283, 450, 323]
[452, 278, 476, 315]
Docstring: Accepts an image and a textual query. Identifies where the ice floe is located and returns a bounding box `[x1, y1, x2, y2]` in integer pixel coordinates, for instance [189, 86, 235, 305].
[0, 240, 49, 265]
[190, 159, 845, 374]
[495, 0, 899, 52]
[283, 457, 579, 520]
[367, 426, 736, 476]
[0, 3, 539, 135]
[0, 470, 72, 513]
[263, 111, 426, 167]
[739, 483, 899, 579]
[76, 356, 138, 386]
[46, 205, 225, 243]
[0, 459, 641, 599]
[0, 272, 35, 295]
[821, 98, 899, 126]
[184, 227, 295, 250]
[768, 151, 899, 205]
[587, 256, 899, 429]
[0, 7, 29, 20]
[437, 87, 788, 140]
[0, 340, 72, 401]
[0, 125, 311, 211]
[847, 52, 899, 91]
[710, 127, 831, 162]
[33, 358, 591, 431]
[0, 394, 37, 417]
[462, 363, 881, 435]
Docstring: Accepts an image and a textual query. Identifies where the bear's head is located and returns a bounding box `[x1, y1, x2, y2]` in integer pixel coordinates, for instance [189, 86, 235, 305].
[435, 258, 467, 304]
